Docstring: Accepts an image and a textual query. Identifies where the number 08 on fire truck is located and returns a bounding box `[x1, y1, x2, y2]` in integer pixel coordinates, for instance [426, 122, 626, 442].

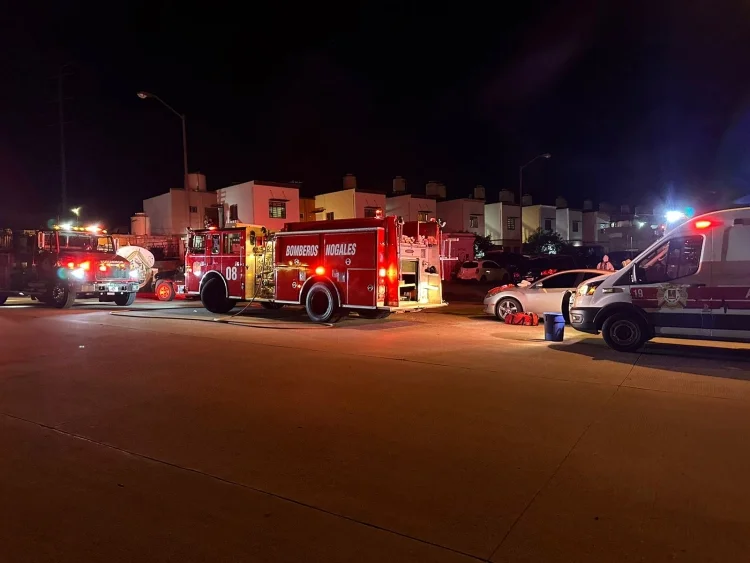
[184, 216, 446, 321]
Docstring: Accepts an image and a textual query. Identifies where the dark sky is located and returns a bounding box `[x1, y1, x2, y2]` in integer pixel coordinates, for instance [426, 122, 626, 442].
[3, 0, 750, 229]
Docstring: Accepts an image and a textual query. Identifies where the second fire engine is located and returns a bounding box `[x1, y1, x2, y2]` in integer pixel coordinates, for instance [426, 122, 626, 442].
[185, 216, 445, 321]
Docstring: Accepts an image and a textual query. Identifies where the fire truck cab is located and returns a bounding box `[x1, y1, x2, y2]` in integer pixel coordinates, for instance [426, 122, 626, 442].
[184, 217, 446, 321]
[0, 226, 140, 308]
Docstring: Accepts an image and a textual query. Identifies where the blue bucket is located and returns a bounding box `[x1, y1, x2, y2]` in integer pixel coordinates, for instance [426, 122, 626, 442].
[543, 312, 565, 342]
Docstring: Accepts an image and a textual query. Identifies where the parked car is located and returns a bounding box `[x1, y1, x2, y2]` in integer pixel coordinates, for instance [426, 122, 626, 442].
[457, 259, 511, 283]
[482, 251, 530, 283]
[483, 269, 614, 322]
[520, 255, 583, 283]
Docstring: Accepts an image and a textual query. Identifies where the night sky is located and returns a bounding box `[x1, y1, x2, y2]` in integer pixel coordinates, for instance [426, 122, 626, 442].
[3, 0, 750, 229]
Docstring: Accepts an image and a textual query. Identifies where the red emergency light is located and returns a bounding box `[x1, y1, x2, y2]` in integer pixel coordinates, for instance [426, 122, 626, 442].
[694, 219, 714, 229]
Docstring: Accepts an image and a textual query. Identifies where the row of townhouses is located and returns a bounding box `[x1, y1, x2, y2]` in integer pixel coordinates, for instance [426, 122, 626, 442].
[133, 173, 659, 254]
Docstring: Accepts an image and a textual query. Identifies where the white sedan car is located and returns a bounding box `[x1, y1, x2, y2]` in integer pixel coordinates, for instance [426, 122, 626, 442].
[483, 269, 613, 321]
[457, 259, 510, 283]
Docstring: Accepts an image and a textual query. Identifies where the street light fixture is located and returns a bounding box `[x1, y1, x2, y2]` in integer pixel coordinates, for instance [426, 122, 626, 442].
[137, 91, 189, 189]
[71, 207, 81, 226]
[519, 153, 551, 208]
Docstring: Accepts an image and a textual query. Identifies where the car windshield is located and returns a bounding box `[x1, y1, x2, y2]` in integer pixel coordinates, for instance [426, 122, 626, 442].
[462, 261, 479, 268]
[58, 233, 115, 253]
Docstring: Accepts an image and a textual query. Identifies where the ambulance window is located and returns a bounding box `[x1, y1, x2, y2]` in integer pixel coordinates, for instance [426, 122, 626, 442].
[190, 235, 205, 253]
[224, 232, 242, 254]
[211, 234, 221, 255]
[725, 226, 750, 261]
[635, 236, 702, 283]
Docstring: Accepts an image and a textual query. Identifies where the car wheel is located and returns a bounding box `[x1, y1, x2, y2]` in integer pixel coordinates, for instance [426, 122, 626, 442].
[495, 297, 522, 320]
[562, 291, 573, 324]
[155, 280, 176, 302]
[305, 282, 340, 323]
[601, 313, 647, 352]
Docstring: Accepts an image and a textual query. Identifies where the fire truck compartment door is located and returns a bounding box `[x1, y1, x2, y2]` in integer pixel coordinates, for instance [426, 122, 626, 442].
[347, 269, 377, 307]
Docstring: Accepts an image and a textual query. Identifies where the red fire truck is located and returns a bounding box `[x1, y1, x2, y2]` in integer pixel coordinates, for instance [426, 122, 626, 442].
[0, 226, 140, 308]
[184, 217, 446, 321]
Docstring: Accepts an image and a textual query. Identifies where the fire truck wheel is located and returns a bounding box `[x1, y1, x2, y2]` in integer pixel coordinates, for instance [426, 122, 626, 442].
[114, 292, 137, 307]
[155, 281, 176, 302]
[51, 283, 76, 309]
[357, 309, 390, 319]
[260, 302, 284, 310]
[201, 278, 236, 314]
[0, 296, 6, 306]
[305, 282, 340, 323]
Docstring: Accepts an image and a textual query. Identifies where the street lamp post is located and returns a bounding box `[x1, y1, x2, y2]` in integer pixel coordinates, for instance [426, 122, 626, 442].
[137, 91, 189, 189]
[519, 153, 551, 208]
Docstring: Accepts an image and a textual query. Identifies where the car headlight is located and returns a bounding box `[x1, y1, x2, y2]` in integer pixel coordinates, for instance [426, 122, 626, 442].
[129, 269, 140, 279]
[71, 268, 86, 280]
[577, 281, 602, 296]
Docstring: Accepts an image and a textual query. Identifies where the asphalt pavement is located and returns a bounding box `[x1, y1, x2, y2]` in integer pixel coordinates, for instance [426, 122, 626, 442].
[1, 296, 750, 562]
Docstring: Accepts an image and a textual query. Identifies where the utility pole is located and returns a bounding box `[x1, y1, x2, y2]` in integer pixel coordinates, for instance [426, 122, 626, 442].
[58, 66, 68, 216]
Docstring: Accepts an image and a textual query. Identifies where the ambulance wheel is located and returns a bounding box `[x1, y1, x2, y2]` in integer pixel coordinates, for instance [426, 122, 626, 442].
[260, 302, 284, 310]
[0, 296, 6, 306]
[602, 313, 647, 353]
[305, 282, 340, 323]
[114, 292, 137, 307]
[155, 280, 175, 302]
[201, 278, 236, 314]
[358, 309, 390, 319]
[51, 283, 76, 309]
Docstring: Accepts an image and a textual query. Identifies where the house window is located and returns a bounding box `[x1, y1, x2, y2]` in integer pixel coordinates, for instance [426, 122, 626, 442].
[269, 200, 286, 219]
[469, 215, 479, 229]
[229, 204, 238, 222]
[506, 217, 517, 231]
[189, 206, 198, 214]
[544, 219, 553, 231]
[326, 212, 335, 221]
[364, 206, 382, 218]
[572, 221, 580, 233]
[417, 211, 430, 222]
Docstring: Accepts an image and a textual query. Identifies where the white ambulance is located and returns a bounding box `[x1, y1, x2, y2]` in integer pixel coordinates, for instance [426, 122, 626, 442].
[569, 207, 750, 351]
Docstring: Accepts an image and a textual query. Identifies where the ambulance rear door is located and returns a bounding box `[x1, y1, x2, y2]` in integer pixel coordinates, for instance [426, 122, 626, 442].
[713, 217, 750, 339]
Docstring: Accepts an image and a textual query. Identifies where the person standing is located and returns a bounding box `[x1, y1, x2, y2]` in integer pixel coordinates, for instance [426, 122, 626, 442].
[597, 255, 615, 271]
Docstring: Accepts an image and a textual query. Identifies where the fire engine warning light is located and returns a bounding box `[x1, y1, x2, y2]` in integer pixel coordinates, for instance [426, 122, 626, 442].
[314, 266, 326, 276]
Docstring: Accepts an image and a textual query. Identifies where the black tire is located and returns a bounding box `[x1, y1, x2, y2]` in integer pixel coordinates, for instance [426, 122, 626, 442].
[357, 309, 390, 319]
[495, 297, 522, 321]
[305, 282, 340, 323]
[155, 280, 176, 302]
[51, 283, 76, 309]
[601, 313, 647, 352]
[260, 302, 284, 310]
[114, 292, 137, 307]
[562, 291, 573, 324]
[201, 277, 236, 314]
